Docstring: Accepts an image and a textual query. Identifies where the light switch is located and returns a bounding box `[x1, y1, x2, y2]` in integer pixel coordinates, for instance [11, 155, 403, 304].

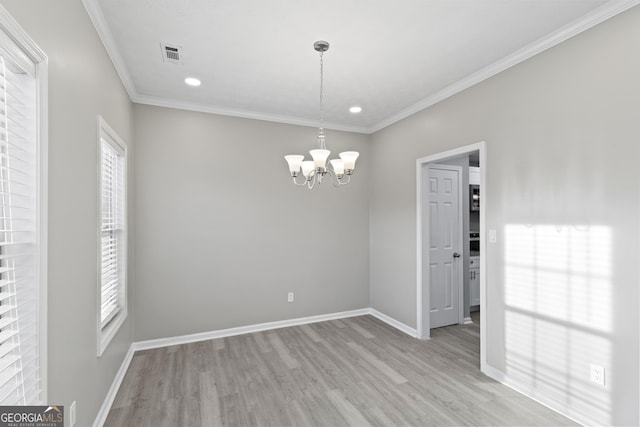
[489, 229, 497, 243]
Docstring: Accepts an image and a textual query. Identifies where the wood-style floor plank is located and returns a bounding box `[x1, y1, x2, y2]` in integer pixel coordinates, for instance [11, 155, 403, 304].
[104, 313, 577, 426]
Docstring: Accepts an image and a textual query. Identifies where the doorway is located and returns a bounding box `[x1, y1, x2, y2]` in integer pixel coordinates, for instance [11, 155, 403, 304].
[416, 141, 487, 371]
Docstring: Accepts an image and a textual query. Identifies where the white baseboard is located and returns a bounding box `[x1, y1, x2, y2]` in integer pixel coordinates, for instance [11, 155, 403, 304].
[482, 364, 584, 426]
[482, 363, 507, 383]
[369, 308, 418, 338]
[93, 344, 136, 427]
[133, 308, 370, 351]
[93, 307, 416, 426]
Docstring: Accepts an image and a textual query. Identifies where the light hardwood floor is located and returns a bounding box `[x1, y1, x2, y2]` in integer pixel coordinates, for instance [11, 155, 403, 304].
[104, 313, 576, 426]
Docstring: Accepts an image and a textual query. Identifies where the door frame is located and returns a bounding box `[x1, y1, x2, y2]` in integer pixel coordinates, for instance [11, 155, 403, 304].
[416, 141, 487, 371]
[425, 163, 464, 329]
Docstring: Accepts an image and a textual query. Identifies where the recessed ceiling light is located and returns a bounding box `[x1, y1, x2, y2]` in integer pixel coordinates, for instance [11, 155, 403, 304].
[349, 106, 362, 114]
[184, 77, 201, 87]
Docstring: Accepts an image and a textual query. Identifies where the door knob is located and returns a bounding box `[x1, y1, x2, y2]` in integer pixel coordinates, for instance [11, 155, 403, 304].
[453, 252, 461, 258]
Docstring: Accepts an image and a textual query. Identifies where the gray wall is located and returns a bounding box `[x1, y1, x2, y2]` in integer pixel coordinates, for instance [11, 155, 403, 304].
[370, 6, 639, 426]
[1, 1, 134, 426]
[133, 105, 370, 340]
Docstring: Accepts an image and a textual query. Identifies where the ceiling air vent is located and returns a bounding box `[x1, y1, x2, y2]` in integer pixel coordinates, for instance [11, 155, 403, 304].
[160, 43, 183, 64]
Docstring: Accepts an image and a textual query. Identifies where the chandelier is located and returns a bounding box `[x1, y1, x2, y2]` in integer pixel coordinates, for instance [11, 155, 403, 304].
[284, 41, 359, 189]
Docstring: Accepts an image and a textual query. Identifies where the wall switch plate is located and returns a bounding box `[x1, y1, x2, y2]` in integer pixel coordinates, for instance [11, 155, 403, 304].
[287, 292, 294, 303]
[590, 364, 605, 386]
[70, 401, 77, 426]
[489, 229, 497, 243]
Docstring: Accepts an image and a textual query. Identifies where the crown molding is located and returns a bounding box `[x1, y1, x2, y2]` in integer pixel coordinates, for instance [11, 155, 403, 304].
[82, 0, 368, 134]
[81, 0, 137, 101]
[132, 93, 371, 134]
[83, 0, 639, 135]
[368, 0, 640, 133]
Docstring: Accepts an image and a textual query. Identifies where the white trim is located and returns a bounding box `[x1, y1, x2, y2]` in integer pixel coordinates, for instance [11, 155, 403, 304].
[416, 160, 424, 339]
[368, 0, 640, 133]
[93, 306, 417, 426]
[92, 344, 136, 427]
[482, 363, 506, 384]
[79, 0, 369, 134]
[93, 309, 594, 427]
[36, 46, 49, 407]
[95, 302, 606, 427]
[482, 364, 584, 426]
[0, 3, 49, 405]
[132, 307, 420, 351]
[134, 308, 370, 351]
[96, 116, 128, 357]
[369, 309, 417, 338]
[83, 0, 640, 134]
[0, 5, 47, 69]
[478, 142, 487, 372]
[132, 94, 371, 134]
[80, 0, 137, 101]
[416, 141, 487, 371]
[463, 317, 473, 325]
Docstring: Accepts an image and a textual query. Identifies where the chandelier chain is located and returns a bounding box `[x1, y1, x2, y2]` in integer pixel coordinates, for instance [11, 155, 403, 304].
[319, 51, 324, 127]
[318, 50, 326, 149]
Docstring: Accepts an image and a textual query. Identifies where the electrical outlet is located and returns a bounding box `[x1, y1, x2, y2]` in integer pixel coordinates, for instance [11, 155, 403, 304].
[70, 401, 77, 426]
[287, 292, 294, 303]
[590, 364, 605, 386]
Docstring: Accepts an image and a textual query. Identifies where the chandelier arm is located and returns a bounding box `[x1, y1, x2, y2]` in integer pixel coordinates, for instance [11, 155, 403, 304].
[307, 174, 318, 189]
[339, 174, 352, 185]
[291, 175, 308, 187]
[332, 176, 343, 188]
[336, 173, 351, 186]
[326, 168, 350, 187]
[325, 168, 336, 187]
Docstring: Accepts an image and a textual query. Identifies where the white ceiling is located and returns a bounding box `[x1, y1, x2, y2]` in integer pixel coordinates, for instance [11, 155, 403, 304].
[84, 0, 636, 133]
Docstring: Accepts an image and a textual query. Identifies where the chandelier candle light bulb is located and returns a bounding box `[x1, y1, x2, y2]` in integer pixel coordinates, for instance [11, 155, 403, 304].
[284, 41, 359, 189]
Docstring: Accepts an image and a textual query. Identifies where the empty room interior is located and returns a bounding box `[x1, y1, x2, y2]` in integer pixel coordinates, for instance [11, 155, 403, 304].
[0, 0, 639, 426]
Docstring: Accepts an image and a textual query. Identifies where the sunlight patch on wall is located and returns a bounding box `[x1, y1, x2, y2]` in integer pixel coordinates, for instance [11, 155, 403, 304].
[504, 224, 612, 424]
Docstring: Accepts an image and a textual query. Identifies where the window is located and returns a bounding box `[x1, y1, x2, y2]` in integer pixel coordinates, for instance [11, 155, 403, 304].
[0, 8, 47, 405]
[97, 117, 127, 356]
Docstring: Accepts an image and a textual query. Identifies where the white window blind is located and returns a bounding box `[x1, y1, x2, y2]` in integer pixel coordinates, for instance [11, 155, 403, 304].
[98, 118, 126, 356]
[0, 47, 40, 404]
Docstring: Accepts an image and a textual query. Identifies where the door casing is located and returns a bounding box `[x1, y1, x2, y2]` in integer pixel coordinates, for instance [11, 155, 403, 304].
[416, 141, 487, 373]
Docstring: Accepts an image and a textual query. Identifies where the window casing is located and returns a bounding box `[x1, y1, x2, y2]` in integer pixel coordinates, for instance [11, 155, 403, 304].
[97, 117, 126, 357]
[0, 6, 47, 405]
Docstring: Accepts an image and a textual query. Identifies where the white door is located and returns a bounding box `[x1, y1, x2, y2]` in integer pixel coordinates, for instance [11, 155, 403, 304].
[425, 165, 462, 329]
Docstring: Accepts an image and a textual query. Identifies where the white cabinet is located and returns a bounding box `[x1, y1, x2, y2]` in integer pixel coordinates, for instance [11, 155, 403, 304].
[469, 256, 480, 307]
[469, 166, 480, 185]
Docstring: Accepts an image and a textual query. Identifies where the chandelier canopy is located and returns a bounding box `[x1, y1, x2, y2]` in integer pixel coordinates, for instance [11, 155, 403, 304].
[284, 41, 359, 189]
